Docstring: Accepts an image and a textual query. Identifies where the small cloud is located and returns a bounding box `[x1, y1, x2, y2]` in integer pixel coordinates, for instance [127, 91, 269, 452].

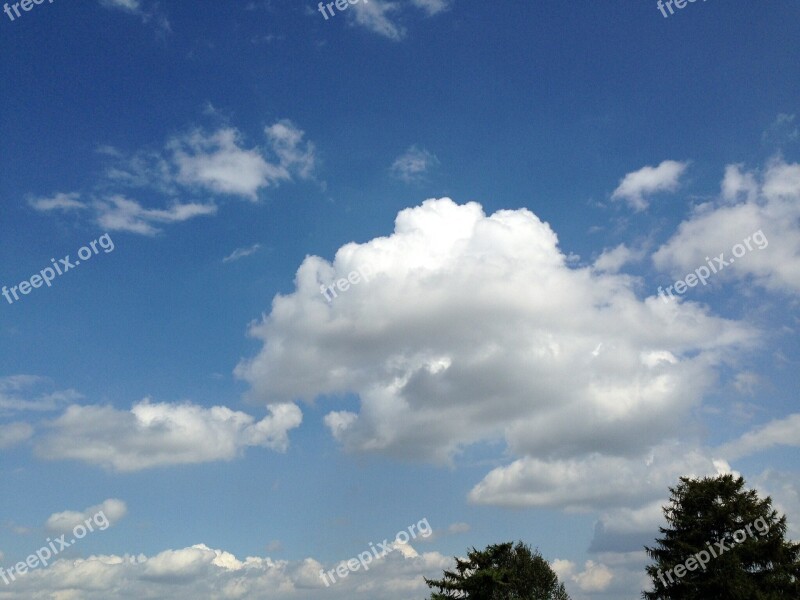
[223, 243, 262, 263]
[99, 0, 141, 10]
[762, 113, 799, 147]
[98, 0, 170, 33]
[28, 192, 87, 212]
[391, 145, 439, 183]
[611, 160, 689, 211]
[94, 196, 217, 236]
[264, 120, 317, 180]
[348, 0, 454, 39]
[352, 1, 406, 41]
[265, 540, 283, 553]
[593, 243, 645, 273]
[0, 375, 82, 415]
[733, 371, 759, 395]
[6, 522, 31, 536]
[411, 0, 451, 15]
[0, 422, 33, 449]
[46, 499, 127, 534]
[170, 122, 315, 201]
[446, 522, 470, 535]
[551, 559, 613, 593]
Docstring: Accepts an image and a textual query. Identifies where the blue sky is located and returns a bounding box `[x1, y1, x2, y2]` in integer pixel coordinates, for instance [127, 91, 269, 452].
[1, 1, 799, 598]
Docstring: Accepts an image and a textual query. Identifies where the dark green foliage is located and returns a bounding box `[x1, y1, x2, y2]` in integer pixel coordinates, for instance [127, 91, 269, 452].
[425, 541, 571, 600]
[643, 474, 800, 599]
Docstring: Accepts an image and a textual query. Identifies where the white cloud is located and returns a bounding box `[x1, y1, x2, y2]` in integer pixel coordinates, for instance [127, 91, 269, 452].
[35, 399, 302, 471]
[33, 120, 316, 235]
[170, 128, 286, 200]
[589, 501, 668, 553]
[719, 413, 800, 459]
[169, 123, 315, 201]
[27, 192, 87, 212]
[0, 422, 33, 449]
[352, 0, 406, 40]
[754, 470, 800, 538]
[94, 195, 217, 235]
[223, 243, 262, 263]
[0, 542, 452, 599]
[467, 446, 732, 510]
[265, 120, 317, 180]
[46, 499, 127, 534]
[391, 145, 439, 183]
[551, 559, 613, 593]
[235, 198, 756, 475]
[611, 160, 689, 211]
[593, 243, 645, 273]
[653, 159, 800, 294]
[349, 0, 454, 39]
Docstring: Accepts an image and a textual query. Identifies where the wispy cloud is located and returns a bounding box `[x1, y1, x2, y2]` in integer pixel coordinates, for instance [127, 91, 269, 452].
[0, 375, 82, 415]
[27, 192, 87, 212]
[391, 145, 439, 182]
[719, 413, 800, 459]
[223, 243, 262, 263]
[349, 0, 455, 40]
[93, 196, 217, 236]
[352, 1, 406, 40]
[762, 113, 799, 146]
[31, 119, 317, 235]
[410, 0, 451, 15]
[0, 422, 33, 449]
[98, 0, 170, 33]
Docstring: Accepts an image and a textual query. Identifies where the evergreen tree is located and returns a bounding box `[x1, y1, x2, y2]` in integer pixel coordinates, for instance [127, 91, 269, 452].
[425, 541, 570, 600]
[643, 474, 800, 599]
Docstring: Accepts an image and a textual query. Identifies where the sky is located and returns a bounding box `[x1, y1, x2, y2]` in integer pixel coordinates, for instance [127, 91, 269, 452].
[0, 0, 799, 598]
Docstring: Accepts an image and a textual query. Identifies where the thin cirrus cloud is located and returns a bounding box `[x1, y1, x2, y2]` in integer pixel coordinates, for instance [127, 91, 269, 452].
[351, 0, 453, 40]
[28, 119, 317, 235]
[98, 0, 170, 32]
[93, 195, 218, 236]
[410, 0, 452, 16]
[611, 159, 689, 211]
[27, 192, 86, 212]
[223, 243, 262, 263]
[0, 374, 82, 415]
[0, 422, 33, 449]
[34, 399, 302, 471]
[391, 145, 439, 183]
